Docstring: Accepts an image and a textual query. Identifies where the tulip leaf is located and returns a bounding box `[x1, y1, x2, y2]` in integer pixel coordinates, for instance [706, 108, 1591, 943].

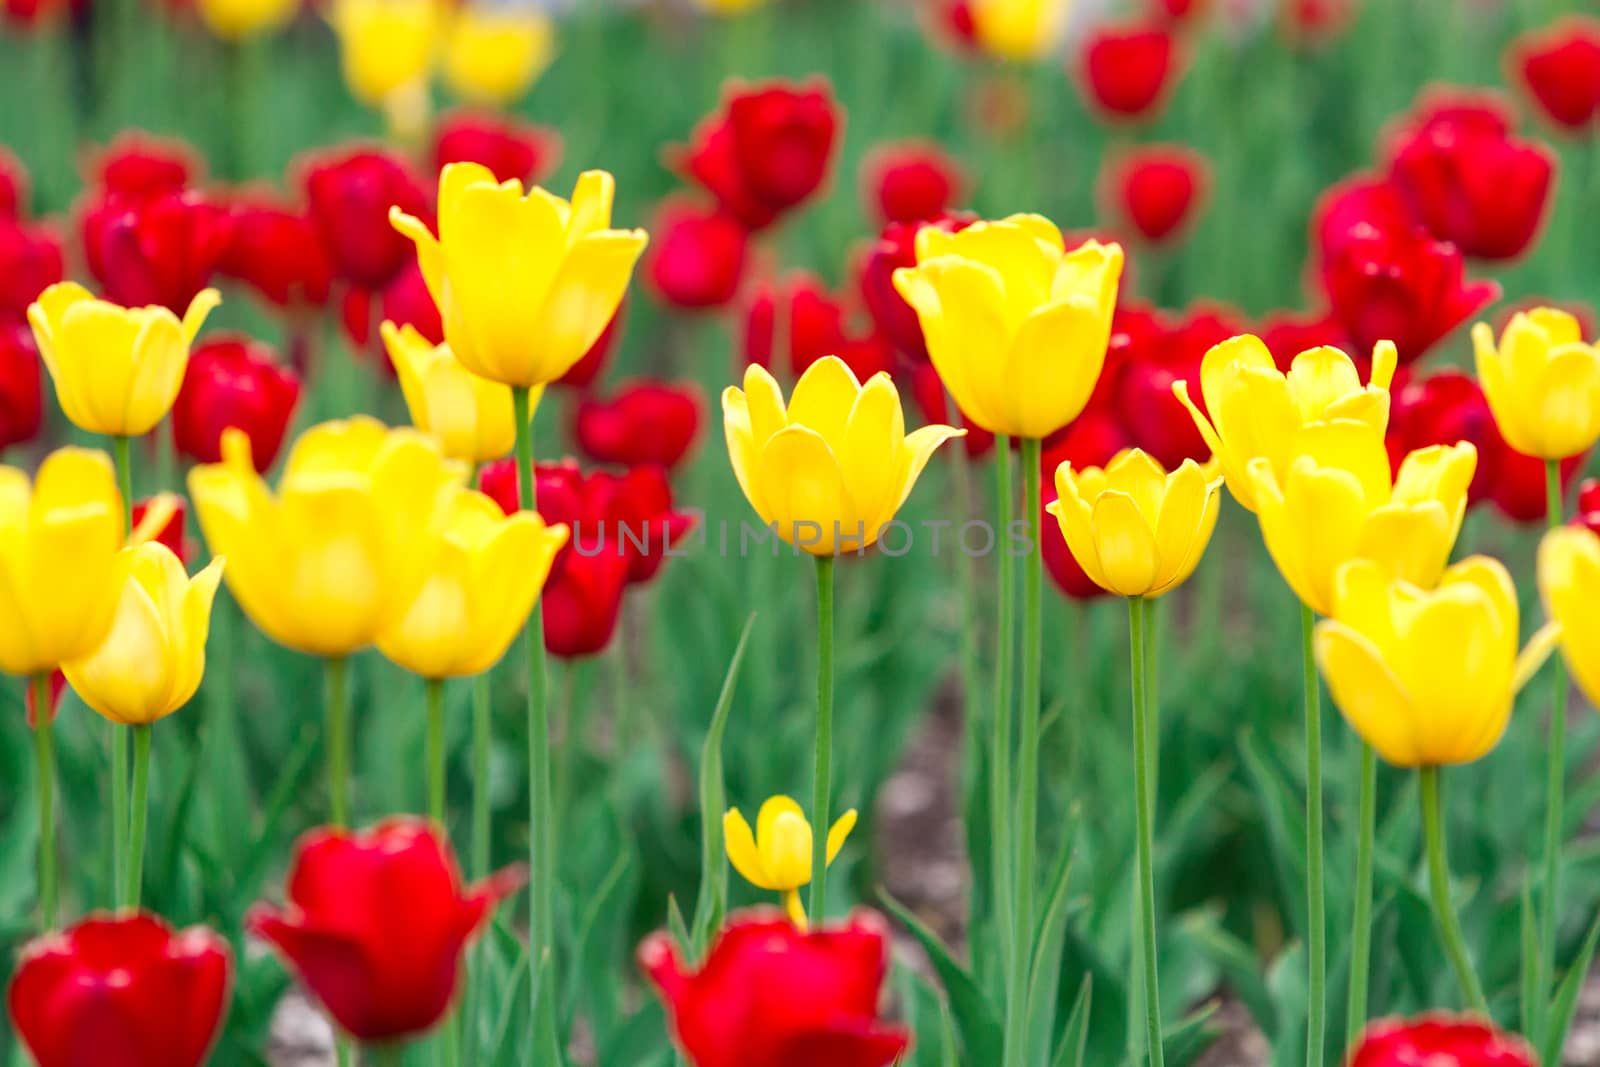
[531, 947, 565, 1067]
[1520, 877, 1541, 1044]
[691, 613, 756, 958]
[1178, 906, 1278, 1039]
[667, 892, 693, 957]
[1025, 839, 1077, 1064]
[1050, 975, 1093, 1067]
[1160, 1000, 1221, 1065]
[487, 931, 532, 1067]
[1541, 904, 1600, 1067]
[880, 887, 1003, 1065]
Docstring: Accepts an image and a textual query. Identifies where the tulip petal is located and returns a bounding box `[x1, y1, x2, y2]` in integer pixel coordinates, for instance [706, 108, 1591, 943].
[180, 288, 222, 344]
[534, 230, 649, 384]
[789, 356, 862, 447]
[1089, 491, 1158, 597]
[1539, 526, 1600, 709]
[826, 809, 857, 864]
[757, 425, 854, 555]
[1150, 461, 1212, 592]
[723, 808, 773, 890]
[1004, 298, 1110, 438]
[842, 374, 905, 529]
[1316, 621, 1422, 767]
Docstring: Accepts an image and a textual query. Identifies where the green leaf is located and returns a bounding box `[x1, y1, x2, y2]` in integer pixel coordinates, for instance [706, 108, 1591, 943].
[667, 893, 693, 956]
[1161, 1001, 1221, 1066]
[691, 613, 756, 958]
[1025, 838, 1076, 1065]
[1541, 905, 1600, 1067]
[1520, 877, 1541, 1043]
[1177, 907, 1278, 1039]
[880, 888, 1003, 1065]
[1050, 975, 1093, 1067]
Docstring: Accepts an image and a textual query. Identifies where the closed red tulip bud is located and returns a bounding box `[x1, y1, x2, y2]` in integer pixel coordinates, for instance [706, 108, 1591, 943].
[574, 380, 704, 471]
[1574, 478, 1600, 536]
[646, 196, 749, 310]
[1041, 409, 1131, 600]
[1513, 18, 1600, 133]
[433, 110, 563, 185]
[24, 668, 65, 727]
[860, 141, 964, 225]
[858, 215, 972, 363]
[1079, 23, 1179, 123]
[1258, 308, 1351, 371]
[1311, 174, 1415, 263]
[303, 148, 430, 290]
[91, 134, 196, 201]
[641, 909, 910, 1067]
[249, 818, 522, 1044]
[908, 363, 995, 459]
[742, 272, 849, 376]
[1103, 144, 1208, 244]
[0, 148, 26, 219]
[1116, 304, 1239, 468]
[0, 324, 41, 451]
[220, 195, 333, 309]
[8, 912, 231, 1067]
[828, 331, 898, 382]
[1349, 1015, 1534, 1067]
[1387, 369, 1504, 508]
[674, 78, 841, 231]
[0, 219, 63, 320]
[557, 305, 624, 390]
[172, 334, 301, 471]
[542, 548, 630, 658]
[132, 495, 191, 564]
[82, 188, 232, 314]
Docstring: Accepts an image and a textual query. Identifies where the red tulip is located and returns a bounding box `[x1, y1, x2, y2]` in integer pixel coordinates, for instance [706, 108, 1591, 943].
[249, 818, 522, 1044]
[89, 133, 196, 200]
[8, 912, 231, 1067]
[641, 909, 911, 1067]
[302, 147, 430, 290]
[931, 0, 980, 53]
[1491, 447, 1585, 524]
[1041, 409, 1131, 600]
[1574, 478, 1600, 536]
[1281, 0, 1357, 46]
[830, 331, 898, 383]
[1115, 303, 1238, 468]
[1387, 369, 1503, 508]
[1257, 308, 1351, 371]
[132, 495, 191, 564]
[1512, 17, 1600, 133]
[743, 272, 841, 374]
[907, 363, 995, 459]
[1102, 144, 1208, 244]
[433, 110, 563, 185]
[1311, 174, 1415, 263]
[574, 380, 704, 471]
[645, 196, 749, 310]
[1148, 0, 1205, 23]
[541, 546, 631, 658]
[1349, 1015, 1534, 1067]
[172, 334, 301, 471]
[557, 304, 625, 390]
[674, 78, 841, 231]
[0, 218, 63, 321]
[82, 188, 232, 314]
[860, 141, 964, 225]
[858, 214, 973, 363]
[1078, 23, 1179, 123]
[220, 193, 334, 310]
[0, 147, 26, 220]
[24, 668, 65, 727]
[0, 323, 41, 453]
[341, 260, 444, 372]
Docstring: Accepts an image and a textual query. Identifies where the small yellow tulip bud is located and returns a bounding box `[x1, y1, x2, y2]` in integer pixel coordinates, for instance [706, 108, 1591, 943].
[383, 321, 537, 465]
[328, 0, 442, 108]
[442, 7, 555, 107]
[1473, 308, 1600, 460]
[1538, 525, 1600, 712]
[970, 0, 1072, 61]
[724, 796, 857, 929]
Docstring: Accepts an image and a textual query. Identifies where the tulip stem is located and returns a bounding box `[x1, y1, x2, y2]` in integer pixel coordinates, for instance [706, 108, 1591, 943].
[1538, 456, 1567, 1046]
[32, 674, 56, 930]
[327, 657, 350, 828]
[1302, 601, 1326, 1067]
[1421, 766, 1488, 1014]
[111, 433, 133, 904]
[1129, 596, 1164, 1067]
[469, 670, 492, 1061]
[123, 724, 151, 908]
[809, 553, 835, 923]
[1007, 436, 1044, 1065]
[427, 679, 446, 828]
[992, 434, 1016, 987]
[1346, 742, 1376, 1046]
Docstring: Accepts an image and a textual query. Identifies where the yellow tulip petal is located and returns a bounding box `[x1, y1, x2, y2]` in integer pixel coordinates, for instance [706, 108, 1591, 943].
[826, 808, 857, 864]
[1316, 620, 1422, 767]
[757, 425, 854, 555]
[841, 374, 905, 526]
[1516, 621, 1563, 695]
[181, 288, 222, 344]
[788, 355, 862, 447]
[1089, 491, 1158, 597]
[533, 230, 649, 385]
[1285, 345, 1363, 421]
[1150, 460, 1209, 590]
[722, 808, 773, 890]
[1004, 298, 1109, 438]
[764, 810, 814, 890]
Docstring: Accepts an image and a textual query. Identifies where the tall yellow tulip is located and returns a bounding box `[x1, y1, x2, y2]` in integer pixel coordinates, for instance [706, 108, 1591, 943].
[722, 357, 964, 556]
[442, 6, 555, 107]
[724, 796, 857, 929]
[189, 417, 466, 658]
[1316, 557, 1558, 767]
[28, 283, 220, 438]
[1538, 525, 1600, 710]
[390, 164, 648, 389]
[893, 219, 1122, 439]
[1173, 335, 1398, 513]
[383, 321, 536, 465]
[327, 0, 441, 106]
[196, 0, 297, 38]
[62, 544, 224, 726]
[970, 0, 1072, 61]
[1473, 308, 1600, 460]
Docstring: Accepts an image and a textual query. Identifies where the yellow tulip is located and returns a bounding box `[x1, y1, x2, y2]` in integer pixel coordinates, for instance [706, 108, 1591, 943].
[328, 0, 441, 107]
[1473, 308, 1600, 460]
[377, 488, 567, 679]
[189, 417, 466, 658]
[442, 7, 555, 107]
[893, 219, 1122, 439]
[0, 448, 125, 677]
[1173, 335, 1399, 513]
[722, 357, 964, 557]
[196, 0, 297, 39]
[1250, 425, 1476, 617]
[970, 0, 1072, 60]
[1046, 448, 1221, 598]
[62, 544, 224, 726]
[1537, 525, 1600, 710]
[28, 283, 220, 438]
[383, 321, 538, 465]
[692, 0, 766, 13]
[1316, 557, 1559, 767]
[391, 164, 648, 390]
[724, 796, 857, 928]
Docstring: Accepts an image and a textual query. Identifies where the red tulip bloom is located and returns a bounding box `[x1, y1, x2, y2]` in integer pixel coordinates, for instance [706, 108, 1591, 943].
[1079, 23, 1179, 123]
[132, 495, 191, 564]
[90, 133, 196, 201]
[1311, 174, 1415, 263]
[0, 323, 41, 453]
[221, 194, 333, 310]
[674, 79, 841, 231]
[8, 912, 231, 1067]
[0, 147, 26, 220]
[172, 335, 301, 471]
[433, 110, 562, 185]
[1041, 409, 1131, 600]
[303, 148, 430, 290]
[1387, 369, 1504, 508]
[82, 189, 232, 314]
[574, 380, 704, 471]
[557, 305, 625, 390]
[1349, 1015, 1534, 1067]
[1115, 304, 1239, 468]
[0, 218, 63, 321]
[1574, 479, 1600, 536]
[540, 547, 631, 658]
[641, 909, 910, 1067]
[1491, 446, 1584, 524]
[908, 363, 995, 459]
[1257, 308, 1351, 371]
[646, 196, 749, 310]
[860, 141, 964, 225]
[1513, 18, 1600, 133]
[858, 215, 973, 363]
[249, 818, 522, 1044]
[1103, 144, 1208, 244]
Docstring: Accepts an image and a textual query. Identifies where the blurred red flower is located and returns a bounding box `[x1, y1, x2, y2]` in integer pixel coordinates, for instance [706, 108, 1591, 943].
[1281, 0, 1357, 46]
[0, 217, 64, 320]
[641, 909, 910, 1067]
[433, 111, 563, 185]
[23, 668, 65, 727]
[1575, 479, 1600, 536]
[0, 323, 41, 452]
[1148, 0, 1205, 23]
[1348, 1015, 1534, 1067]
[132, 495, 191, 564]
[1115, 303, 1238, 468]
[574, 380, 704, 471]
[172, 334, 301, 471]
[1102, 144, 1209, 245]
[89, 133, 196, 201]
[645, 196, 749, 310]
[1078, 23, 1179, 123]
[1041, 409, 1131, 600]
[303, 147, 429, 290]
[341, 260, 444, 374]
[1257, 307, 1351, 370]
[0, 148, 26, 219]
[82, 188, 232, 313]
[557, 304, 625, 390]
[249, 818, 521, 1044]
[858, 214, 973, 362]
[220, 193, 334, 310]
[1311, 174, 1415, 261]
[744, 272, 895, 382]
[907, 363, 995, 458]
[860, 141, 964, 225]
[1511, 18, 1600, 133]
[8, 912, 231, 1067]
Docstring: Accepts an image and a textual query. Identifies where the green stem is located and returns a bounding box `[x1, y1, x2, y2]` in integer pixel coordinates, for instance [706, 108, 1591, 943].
[1302, 602, 1326, 1067]
[327, 657, 351, 828]
[1538, 457, 1567, 1045]
[123, 724, 152, 908]
[427, 679, 447, 827]
[469, 670, 492, 1064]
[111, 434, 133, 900]
[33, 675, 56, 930]
[371, 1045, 404, 1067]
[1346, 743, 1376, 1046]
[112, 435, 133, 532]
[1420, 767, 1489, 1014]
[809, 553, 835, 922]
[1130, 597, 1164, 1067]
[992, 433, 1016, 996]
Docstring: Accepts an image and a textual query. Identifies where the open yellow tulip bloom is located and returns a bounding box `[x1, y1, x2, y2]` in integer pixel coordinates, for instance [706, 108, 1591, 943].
[1250, 425, 1475, 618]
[196, 0, 296, 39]
[189, 417, 466, 659]
[1046, 448, 1221, 598]
[391, 164, 648, 390]
[0, 448, 125, 677]
[724, 796, 857, 928]
[442, 7, 555, 107]
[723, 357, 964, 557]
[1316, 557, 1559, 767]
[1174, 334, 1398, 513]
[63, 544, 224, 726]
[893, 219, 1122, 439]
[384, 321, 536, 465]
[1538, 525, 1600, 711]
[970, 0, 1072, 60]
[328, 0, 441, 106]
[1473, 308, 1600, 461]
[29, 283, 220, 438]
[378, 489, 568, 679]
